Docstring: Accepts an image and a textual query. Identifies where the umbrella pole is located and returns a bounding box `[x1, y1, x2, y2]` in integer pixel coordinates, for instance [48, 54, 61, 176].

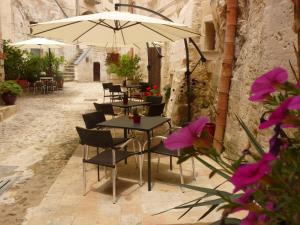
[115, 3, 205, 122]
[48, 48, 52, 77]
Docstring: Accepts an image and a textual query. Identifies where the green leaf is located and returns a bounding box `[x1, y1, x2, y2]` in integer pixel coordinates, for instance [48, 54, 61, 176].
[195, 155, 231, 180]
[235, 115, 265, 155]
[180, 184, 232, 196]
[175, 198, 226, 209]
[198, 204, 218, 221]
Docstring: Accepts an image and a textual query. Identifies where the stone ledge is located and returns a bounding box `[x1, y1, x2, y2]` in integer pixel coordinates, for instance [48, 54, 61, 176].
[0, 105, 18, 122]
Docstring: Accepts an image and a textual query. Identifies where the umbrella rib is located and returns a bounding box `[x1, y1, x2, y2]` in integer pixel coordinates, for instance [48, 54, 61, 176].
[88, 20, 114, 29]
[162, 24, 201, 36]
[119, 21, 130, 29]
[72, 19, 106, 43]
[140, 24, 174, 42]
[121, 22, 141, 30]
[120, 29, 126, 45]
[32, 21, 82, 35]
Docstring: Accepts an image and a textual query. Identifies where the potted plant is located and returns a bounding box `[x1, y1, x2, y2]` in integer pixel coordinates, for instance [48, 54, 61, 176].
[106, 54, 141, 86]
[132, 108, 141, 124]
[0, 81, 22, 105]
[54, 71, 64, 89]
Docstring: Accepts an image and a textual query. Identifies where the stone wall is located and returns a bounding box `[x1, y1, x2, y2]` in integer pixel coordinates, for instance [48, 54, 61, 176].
[223, 0, 296, 152]
[138, 0, 220, 125]
[0, 12, 4, 82]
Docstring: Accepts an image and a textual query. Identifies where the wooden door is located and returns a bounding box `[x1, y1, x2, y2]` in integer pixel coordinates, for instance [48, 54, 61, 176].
[147, 47, 161, 89]
[93, 62, 100, 81]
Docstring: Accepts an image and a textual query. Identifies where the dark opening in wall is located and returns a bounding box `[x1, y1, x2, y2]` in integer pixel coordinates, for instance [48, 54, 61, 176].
[205, 21, 216, 51]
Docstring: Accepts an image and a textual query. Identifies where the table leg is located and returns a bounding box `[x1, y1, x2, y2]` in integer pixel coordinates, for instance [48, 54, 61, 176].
[147, 131, 152, 191]
[124, 128, 128, 164]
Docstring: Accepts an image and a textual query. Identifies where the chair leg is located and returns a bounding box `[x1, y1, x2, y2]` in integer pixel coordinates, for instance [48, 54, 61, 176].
[157, 154, 160, 173]
[133, 140, 138, 168]
[97, 165, 100, 181]
[112, 167, 116, 204]
[191, 157, 196, 181]
[83, 162, 87, 195]
[179, 163, 185, 193]
[170, 156, 173, 171]
[139, 154, 143, 186]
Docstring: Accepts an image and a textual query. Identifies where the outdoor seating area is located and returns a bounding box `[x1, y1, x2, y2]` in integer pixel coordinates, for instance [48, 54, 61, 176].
[1, 1, 300, 225]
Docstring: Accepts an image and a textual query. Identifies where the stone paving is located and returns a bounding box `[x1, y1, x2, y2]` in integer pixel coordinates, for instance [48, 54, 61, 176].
[0, 82, 243, 225]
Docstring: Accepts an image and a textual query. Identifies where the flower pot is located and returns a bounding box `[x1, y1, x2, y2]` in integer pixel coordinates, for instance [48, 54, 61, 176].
[1, 93, 17, 105]
[57, 80, 64, 89]
[17, 79, 29, 89]
[133, 115, 141, 124]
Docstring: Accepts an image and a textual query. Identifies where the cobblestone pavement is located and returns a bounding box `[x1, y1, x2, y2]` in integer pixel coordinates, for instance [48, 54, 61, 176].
[0, 82, 102, 225]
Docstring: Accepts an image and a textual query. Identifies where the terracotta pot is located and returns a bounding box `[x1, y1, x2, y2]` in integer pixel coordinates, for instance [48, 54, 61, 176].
[1, 93, 17, 105]
[133, 115, 141, 124]
[57, 80, 64, 89]
[17, 80, 29, 89]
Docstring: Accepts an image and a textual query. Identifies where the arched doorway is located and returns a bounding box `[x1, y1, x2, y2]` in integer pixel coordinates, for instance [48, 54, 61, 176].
[93, 62, 100, 81]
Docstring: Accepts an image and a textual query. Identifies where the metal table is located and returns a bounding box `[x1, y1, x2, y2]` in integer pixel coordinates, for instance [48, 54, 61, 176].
[97, 116, 171, 191]
[111, 101, 150, 115]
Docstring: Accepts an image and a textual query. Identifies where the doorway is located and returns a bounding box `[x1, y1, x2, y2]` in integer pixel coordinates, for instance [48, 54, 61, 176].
[147, 47, 161, 89]
[93, 62, 100, 81]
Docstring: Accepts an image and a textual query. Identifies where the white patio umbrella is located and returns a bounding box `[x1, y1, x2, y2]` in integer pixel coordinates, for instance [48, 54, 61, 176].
[10, 37, 68, 49]
[30, 11, 200, 46]
[11, 38, 69, 77]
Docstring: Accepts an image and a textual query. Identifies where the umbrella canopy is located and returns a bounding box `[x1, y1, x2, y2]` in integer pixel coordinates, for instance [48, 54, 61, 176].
[10, 37, 68, 49]
[31, 11, 200, 46]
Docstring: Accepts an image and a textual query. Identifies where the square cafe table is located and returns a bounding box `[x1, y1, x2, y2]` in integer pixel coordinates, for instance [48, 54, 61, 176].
[111, 101, 150, 115]
[97, 116, 171, 191]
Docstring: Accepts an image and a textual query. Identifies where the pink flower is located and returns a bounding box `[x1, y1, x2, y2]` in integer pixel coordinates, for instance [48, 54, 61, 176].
[236, 189, 255, 205]
[231, 153, 276, 192]
[259, 96, 300, 129]
[249, 67, 288, 102]
[240, 212, 268, 225]
[164, 117, 209, 150]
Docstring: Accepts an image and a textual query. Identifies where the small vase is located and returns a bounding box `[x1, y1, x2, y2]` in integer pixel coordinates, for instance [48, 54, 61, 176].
[1, 93, 17, 105]
[133, 115, 141, 124]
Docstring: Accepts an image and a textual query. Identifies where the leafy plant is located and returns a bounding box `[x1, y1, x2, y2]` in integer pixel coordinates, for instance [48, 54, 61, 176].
[3, 40, 28, 80]
[163, 67, 300, 224]
[106, 54, 141, 80]
[163, 84, 171, 101]
[0, 81, 22, 96]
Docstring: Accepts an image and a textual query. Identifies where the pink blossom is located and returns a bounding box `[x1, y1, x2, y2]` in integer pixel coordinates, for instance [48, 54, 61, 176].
[236, 189, 255, 205]
[249, 67, 288, 102]
[231, 153, 276, 192]
[164, 117, 209, 150]
[259, 96, 300, 129]
[240, 212, 268, 225]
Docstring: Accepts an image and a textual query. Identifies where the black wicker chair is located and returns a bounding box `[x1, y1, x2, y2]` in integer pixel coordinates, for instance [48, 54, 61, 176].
[76, 127, 142, 203]
[82, 111, 106, 129]
[108, 85, 125, 102]
[102, 82, 113, 102]
[93, 103, 118, 118]
[142, 135, 196, 192]
[144, 96, 163, 105]
[146, 103, 165, 117]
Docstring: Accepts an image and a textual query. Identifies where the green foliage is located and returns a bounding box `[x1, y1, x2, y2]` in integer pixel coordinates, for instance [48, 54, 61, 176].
[106, 54, 141, 80]
[3, 40, 64, 81]
[163, 84, 171, 101]
[0, 81, 22, 96]
[3, 40, 28, 80]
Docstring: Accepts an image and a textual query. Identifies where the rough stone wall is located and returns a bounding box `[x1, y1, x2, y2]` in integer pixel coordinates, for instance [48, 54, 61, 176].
[224, 0, 296, 152]
[137, 0, 220, 125]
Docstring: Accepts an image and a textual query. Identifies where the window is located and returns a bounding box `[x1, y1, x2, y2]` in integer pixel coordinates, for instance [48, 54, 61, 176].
[205, 21, 216, 51]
